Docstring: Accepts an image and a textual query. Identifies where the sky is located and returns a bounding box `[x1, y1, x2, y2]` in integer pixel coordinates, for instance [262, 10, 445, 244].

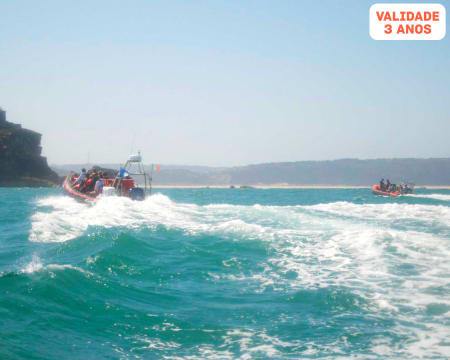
[0, 0, 449, 166]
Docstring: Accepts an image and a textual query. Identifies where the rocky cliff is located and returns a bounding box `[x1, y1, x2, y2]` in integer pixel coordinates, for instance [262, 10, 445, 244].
[0, 108, 59, 187]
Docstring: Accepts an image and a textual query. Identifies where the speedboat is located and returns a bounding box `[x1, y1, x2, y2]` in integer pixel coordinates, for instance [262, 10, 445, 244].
[63, 153, 151, 203]
[372, 182, 415, 197]
[372, 185, 401, 197]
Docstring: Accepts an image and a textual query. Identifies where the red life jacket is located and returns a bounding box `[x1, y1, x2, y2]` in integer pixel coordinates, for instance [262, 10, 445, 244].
[84, 178, 93, 191]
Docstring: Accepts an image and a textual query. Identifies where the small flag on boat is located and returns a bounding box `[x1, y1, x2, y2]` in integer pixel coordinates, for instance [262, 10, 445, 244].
[152, 164, 160, 172]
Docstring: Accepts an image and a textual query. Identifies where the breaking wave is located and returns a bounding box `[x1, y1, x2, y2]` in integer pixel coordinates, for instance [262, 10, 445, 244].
[22, 192, 450, 358]
[30, 194, 450, 243]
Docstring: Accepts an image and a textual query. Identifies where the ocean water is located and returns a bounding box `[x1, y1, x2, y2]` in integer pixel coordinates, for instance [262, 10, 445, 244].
[0, 187, 449, 359]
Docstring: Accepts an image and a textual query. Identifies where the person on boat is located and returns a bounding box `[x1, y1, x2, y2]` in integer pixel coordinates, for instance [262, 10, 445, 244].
[81, 172, 93, 193]
[386, 179, 391, 191]
[72, 168, 87, 189]
[380, 178, 385, 191]
[93, 173, 104, 196]
[87, 171, 99, 193]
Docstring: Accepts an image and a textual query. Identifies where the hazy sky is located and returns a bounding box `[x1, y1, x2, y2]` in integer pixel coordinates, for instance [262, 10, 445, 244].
[1, 0, 449, 166]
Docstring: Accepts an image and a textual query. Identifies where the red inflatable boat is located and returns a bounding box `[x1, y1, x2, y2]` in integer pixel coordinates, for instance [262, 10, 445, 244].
[62, 153, 151, 203]
[372, 185, 401, 197]
[63, 174, 98, 202]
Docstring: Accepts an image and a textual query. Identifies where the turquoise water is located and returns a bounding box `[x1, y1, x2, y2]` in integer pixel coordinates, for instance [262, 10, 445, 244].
[1, 188, 449, 359]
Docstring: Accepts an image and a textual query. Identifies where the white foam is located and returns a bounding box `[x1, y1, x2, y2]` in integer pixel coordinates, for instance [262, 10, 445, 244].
[30, 194, 279, 243]
[407, 193, 450, 201]
[19, 255, 92, 276]
[20, 254, 43, 273]
[221, 329, 298, 359]
[306, 201, 450, 226]
[28, 194, 450, 357]
[132, 336, 180, 351]
[163, 348, 233, 360]
[32, 197, 415, 242]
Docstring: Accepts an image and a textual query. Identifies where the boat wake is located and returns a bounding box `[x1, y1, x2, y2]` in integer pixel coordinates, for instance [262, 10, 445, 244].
[27, 193, 450, 357]
[30, 194, 450, 243]
[406, 193, 450, 201]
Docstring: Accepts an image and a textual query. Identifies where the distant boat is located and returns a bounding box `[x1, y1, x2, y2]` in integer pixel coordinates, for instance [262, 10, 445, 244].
[372, 182, 415, 197]
[372, 185, 401, 197]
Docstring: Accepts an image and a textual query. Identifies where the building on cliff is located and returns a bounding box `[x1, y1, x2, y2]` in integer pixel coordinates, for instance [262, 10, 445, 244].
[0, 107, 59, 187]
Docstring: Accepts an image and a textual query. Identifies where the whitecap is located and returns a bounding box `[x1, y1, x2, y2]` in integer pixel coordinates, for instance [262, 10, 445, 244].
[19, 255, 92, 276]
[407, 193, 450, 201]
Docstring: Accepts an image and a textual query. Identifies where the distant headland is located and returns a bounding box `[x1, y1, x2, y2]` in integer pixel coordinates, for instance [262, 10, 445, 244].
[0, 108, 59, 187]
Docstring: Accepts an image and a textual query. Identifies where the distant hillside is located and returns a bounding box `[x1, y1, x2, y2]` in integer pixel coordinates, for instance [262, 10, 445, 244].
[224, 158, 450, 186]
[52, 158, 450, 185]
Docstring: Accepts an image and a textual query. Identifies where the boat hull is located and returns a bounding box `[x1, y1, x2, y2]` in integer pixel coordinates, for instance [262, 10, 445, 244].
[63, 175, 97, 202]
[372, 185, 400, 197]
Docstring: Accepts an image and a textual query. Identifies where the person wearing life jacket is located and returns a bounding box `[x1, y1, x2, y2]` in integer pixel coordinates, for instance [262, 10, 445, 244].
[87, 171, 99, 192]
[81, 173, 93, 193]
[380, 178, 385, 191]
